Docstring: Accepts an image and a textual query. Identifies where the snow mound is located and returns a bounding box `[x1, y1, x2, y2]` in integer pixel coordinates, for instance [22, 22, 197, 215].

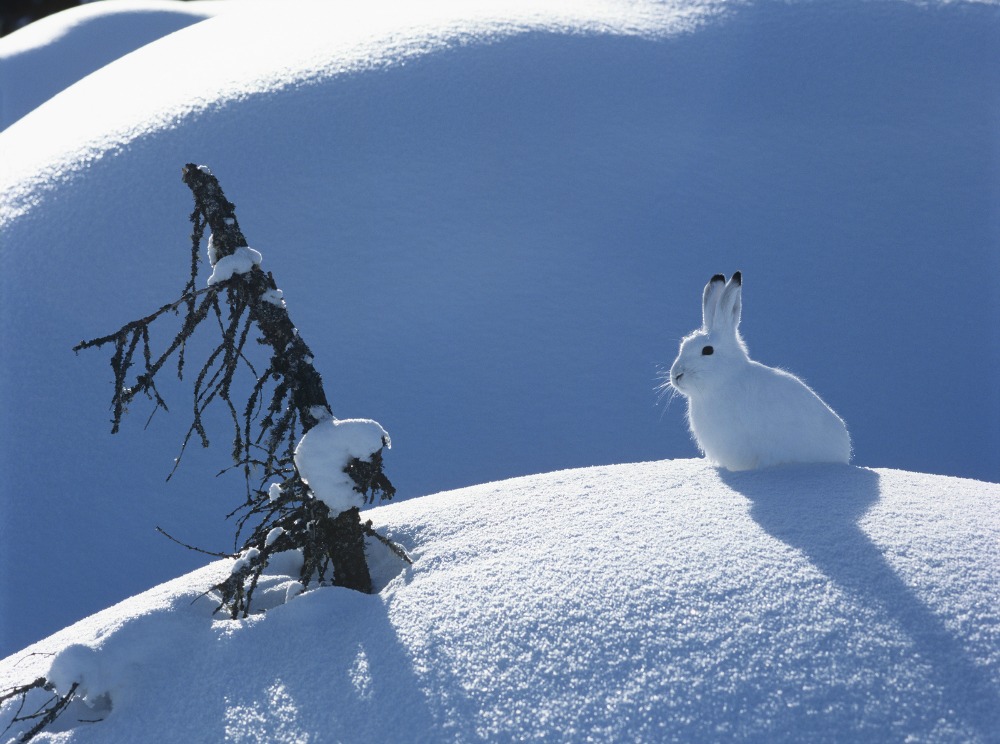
[1, 460, 997, 742]
[0, 0, 230, 129]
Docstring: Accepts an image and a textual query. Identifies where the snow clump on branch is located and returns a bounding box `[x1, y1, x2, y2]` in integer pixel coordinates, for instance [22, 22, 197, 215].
[206, 245, 262, 286]
[293, 419, 391, 514]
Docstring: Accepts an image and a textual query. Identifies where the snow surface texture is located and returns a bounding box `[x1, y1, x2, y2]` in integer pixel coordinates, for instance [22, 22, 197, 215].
[1, 0, 998, 656]
[293, 418, 390, 513]
[0, 0, 230, 130]
[1, 460, 997, 742]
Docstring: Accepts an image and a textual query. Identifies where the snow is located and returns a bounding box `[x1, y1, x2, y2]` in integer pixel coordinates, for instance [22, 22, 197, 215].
[206, 245, 263, 286]
[0, 0, 230, 130]
[294, 419, 390, 513]
[231, 547, 260, 575]
[206, 233, 217, 264]
[261, 288, 285, 307]
[1, 460, 997, 742]
[264, 527, 283, 547]
[0, 0, 997, 699]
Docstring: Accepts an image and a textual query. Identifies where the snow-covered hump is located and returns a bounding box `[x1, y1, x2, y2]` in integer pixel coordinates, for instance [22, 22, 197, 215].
[293, 419, 390, 514]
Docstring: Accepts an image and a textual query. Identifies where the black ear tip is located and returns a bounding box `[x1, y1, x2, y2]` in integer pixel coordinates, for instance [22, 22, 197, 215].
[710, 273, 726, 284]
[732, 271, 742, 285]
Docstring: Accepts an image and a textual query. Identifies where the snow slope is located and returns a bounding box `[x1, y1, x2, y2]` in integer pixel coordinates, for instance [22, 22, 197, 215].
[0, 0, 232, 130]
[1, 0, 998, 657]
[1, 460, 998, 742]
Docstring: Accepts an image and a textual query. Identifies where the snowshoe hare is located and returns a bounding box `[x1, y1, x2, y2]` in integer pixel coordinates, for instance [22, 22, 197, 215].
[669, 272, 851, 470]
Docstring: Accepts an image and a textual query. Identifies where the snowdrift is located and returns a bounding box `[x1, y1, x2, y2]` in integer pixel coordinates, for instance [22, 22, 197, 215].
[0, 0, 228, 130]
[1, 0, 998, 657]
[2, 460, 997, 742]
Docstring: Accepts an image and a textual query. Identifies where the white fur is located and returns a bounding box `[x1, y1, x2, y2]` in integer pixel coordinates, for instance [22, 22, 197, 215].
[669, 273, 851, 471]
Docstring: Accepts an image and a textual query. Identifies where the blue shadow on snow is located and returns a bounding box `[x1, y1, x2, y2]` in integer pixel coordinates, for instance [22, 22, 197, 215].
[720, 465, 999, 741]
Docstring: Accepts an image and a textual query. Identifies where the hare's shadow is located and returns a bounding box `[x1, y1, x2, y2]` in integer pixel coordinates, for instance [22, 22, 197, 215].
[720, 465, 998, 739]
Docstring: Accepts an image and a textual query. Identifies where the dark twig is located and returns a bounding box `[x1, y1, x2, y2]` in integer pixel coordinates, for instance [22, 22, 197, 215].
[363, 521, 413, 565]
[0, 677, 83, 743]
[155, 527, 234, 558]
[18, 683, 79, 743]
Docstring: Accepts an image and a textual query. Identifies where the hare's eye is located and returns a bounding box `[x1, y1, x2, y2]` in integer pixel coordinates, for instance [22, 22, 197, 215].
[702, 345, 714, 356]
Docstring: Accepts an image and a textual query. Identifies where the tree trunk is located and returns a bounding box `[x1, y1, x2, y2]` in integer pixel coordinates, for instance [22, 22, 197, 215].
[181, 163, 372, 592]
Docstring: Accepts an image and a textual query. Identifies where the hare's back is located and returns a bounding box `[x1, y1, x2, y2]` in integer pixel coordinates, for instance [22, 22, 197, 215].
[741, 362, 851, 466]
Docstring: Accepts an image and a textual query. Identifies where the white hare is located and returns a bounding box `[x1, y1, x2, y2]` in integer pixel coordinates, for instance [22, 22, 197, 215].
[669, 272, 851, 471]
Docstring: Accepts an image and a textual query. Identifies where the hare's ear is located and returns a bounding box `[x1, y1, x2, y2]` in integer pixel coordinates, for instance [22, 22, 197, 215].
[702, 273, 727, 330]
[716, 271, 742, 333]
